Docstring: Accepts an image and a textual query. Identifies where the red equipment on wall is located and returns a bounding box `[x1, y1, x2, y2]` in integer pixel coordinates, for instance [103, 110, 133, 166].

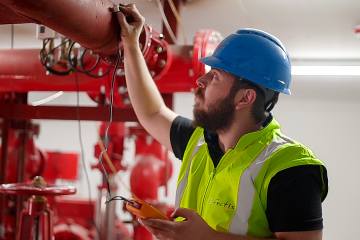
[92, 122, 175, 240]
[129, 126, 174, 240]
[0, 119, 82, 239]
[130, 125, 173, 200]
[1, 122, 44, 183]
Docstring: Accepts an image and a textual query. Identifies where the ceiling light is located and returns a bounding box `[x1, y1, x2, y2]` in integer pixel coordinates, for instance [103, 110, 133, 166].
[291, 65, 360, 76]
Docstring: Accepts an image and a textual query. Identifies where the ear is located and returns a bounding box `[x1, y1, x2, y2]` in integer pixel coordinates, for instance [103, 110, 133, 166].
[234, 89, 257, 110]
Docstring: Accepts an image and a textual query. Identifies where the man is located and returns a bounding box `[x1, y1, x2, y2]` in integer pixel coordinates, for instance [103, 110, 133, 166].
[115, 4, 328, 240]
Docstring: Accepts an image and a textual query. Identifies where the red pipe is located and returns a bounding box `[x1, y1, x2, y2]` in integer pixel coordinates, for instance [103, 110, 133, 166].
[0, 49, 106, 92]
[0, 47, 196, 93]
[0, 4, 34, 24]
[1, 0, 119, 55]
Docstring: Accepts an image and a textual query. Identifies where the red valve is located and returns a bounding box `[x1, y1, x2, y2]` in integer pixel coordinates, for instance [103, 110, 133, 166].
[88, 25, 172, 107]
[0, 177, 76, 240]
[192, 30, 223, 79]
[0, 178, 76, 196]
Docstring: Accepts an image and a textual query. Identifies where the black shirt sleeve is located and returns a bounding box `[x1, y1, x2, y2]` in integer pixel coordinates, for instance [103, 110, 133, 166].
[266, 165, 328, 232]
[170, 116, 196, 159]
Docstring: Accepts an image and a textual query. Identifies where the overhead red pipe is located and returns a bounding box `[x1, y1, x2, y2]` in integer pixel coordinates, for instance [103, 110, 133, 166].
[1, 0, 119, 55]
[0, 4, 34, 24]
[0, 49, 106, 92]
[0, 47, 197, 93]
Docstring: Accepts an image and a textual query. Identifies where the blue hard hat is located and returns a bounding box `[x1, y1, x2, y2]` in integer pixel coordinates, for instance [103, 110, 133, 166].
[200, 28, 291, 95]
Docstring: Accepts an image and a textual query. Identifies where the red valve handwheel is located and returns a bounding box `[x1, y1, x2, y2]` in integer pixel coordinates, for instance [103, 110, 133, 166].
[0, 182, 76, 196]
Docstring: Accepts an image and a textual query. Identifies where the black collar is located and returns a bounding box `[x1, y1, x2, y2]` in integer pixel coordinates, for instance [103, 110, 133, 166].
[203, 114, 273, 167]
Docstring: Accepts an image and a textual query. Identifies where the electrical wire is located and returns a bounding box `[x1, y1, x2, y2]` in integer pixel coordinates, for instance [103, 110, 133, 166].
[40, 38, 73, 76]
[155, 0, 178, 44]
[72, 48, 131, 207]
[97, 139, 117, 174]
[97, 52, 141, 204]
[39, 38, 111, 78]
[97, 138, 132, 195]
[97, 53, 121, 201]
[68, 41, 111, 78]
[79, 49, 101, 73]
[74, 72, 101, 237]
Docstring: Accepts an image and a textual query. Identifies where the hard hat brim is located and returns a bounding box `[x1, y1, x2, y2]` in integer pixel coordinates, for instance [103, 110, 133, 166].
[200, 56, 225, 71]
[200, 56, 291, 95]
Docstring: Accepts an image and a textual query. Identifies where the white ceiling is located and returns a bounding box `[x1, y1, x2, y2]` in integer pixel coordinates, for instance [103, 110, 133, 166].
[182, 0, 360, 59]
[0, 0, 360, 59]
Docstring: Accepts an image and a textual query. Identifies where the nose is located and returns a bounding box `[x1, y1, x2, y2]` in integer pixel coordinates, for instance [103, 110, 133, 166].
[196, 74, 207, 88]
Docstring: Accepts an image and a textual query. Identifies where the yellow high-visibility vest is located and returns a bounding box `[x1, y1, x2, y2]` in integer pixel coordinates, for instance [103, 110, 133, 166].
[175, 119, 327, 238]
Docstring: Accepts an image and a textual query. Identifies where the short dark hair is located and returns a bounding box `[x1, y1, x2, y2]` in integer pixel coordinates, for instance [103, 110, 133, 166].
[230, 78, 279, 124]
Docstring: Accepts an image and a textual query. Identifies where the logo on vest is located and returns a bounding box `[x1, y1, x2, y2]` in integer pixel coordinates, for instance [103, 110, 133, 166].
[208, 198, 235, 210]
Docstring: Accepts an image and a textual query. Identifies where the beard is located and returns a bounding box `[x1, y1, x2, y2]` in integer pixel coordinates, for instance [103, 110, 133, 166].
[193, 88, 236, 132]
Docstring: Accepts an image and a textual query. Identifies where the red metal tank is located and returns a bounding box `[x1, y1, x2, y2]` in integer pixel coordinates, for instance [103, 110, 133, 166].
[130, 154, 162, 200]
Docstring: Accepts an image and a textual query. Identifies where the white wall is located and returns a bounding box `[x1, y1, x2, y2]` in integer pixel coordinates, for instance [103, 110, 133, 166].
[273, 76, 360, 240]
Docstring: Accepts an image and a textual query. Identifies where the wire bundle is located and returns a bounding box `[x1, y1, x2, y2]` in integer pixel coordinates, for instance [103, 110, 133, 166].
[40, 38, 73, 75]
[39, 38, 112, 78]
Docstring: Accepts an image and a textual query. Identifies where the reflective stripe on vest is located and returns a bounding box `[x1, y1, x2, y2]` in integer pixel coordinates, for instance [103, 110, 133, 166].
[229, 135, 292, 234]
[175, 136, 205, 207]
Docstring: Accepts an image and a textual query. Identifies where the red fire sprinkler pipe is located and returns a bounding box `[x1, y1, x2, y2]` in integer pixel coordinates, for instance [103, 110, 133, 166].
[1, 0, 119, 55]
[0, 4, 34, 24]
[0, 49, 105, 93]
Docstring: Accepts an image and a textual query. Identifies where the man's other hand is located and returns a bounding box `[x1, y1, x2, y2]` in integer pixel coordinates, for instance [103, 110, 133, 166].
[139, 208, 215, 240]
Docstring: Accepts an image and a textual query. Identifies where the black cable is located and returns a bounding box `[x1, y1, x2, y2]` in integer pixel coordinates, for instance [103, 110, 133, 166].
[39, 38, 112, 77]
[40, 38, 73, 75]
[71, 43, 124, 237]
[105, 195, 128, 204]
[105, 196, 141, 209]
[67, 41, 111, 78]
[100, 51, 143, 207]
[79, 48, 101, 73]
[98, 52, 121, 202]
